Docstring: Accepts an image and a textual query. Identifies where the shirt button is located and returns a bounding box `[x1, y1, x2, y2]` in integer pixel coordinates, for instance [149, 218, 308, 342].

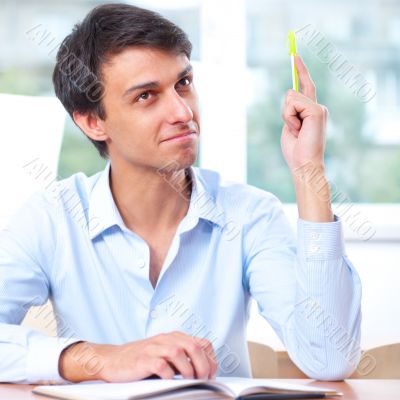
[310, 244, 320, 253]
[150, 309, 158, 319]
[310, 231, 320, 240]
[137, 258, 146, 269]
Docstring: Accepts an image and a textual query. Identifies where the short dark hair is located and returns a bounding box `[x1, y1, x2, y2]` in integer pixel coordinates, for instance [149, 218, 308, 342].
[53, 3, 192, 158]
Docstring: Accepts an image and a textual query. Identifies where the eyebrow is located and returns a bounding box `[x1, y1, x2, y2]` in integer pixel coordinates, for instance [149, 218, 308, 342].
[122, 64, 193, 98]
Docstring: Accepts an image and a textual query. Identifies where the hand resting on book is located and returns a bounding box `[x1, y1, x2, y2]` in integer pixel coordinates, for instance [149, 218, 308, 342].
[59, 331, 218, 383]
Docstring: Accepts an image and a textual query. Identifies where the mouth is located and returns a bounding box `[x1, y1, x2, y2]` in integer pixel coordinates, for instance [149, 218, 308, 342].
[161, 131, 197, 143]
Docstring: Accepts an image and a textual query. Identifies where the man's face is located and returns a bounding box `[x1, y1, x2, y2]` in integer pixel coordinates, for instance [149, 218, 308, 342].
[99, 47, 200, 171]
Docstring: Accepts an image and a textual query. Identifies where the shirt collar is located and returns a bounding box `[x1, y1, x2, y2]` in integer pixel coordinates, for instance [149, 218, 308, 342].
[88, 161, 125, 239]
[88, 162, 225, 240]
[184, 167, 226, 230]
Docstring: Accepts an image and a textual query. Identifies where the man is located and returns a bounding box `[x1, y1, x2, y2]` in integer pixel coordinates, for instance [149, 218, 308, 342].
[0, 3, 361, 384]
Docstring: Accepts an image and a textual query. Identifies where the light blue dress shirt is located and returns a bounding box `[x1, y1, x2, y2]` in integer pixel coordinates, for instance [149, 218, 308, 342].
[0, 162, 362, 384]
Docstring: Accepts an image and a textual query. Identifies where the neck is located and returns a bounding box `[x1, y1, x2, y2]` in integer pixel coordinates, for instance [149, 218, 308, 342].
[109, 160, 192, 237]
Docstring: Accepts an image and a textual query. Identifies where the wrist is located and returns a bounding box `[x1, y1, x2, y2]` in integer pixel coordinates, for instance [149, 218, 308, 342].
[59, 341, 104, 382]
[291, 160, 325, 181]
[291, 162, 334, 222]
[292, 162, 329, 200]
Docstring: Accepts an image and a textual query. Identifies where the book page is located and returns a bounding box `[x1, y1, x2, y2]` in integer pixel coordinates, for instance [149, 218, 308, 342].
[216, 377, 341, 397]
[33, 379, 231, 400]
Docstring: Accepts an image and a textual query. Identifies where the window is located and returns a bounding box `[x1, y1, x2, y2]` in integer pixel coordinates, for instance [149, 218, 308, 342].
[246, 0, 400, 203]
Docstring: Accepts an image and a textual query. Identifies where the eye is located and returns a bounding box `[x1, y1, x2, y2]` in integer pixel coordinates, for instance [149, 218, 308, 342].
[137, 91, 151, 102]
[178, 76, 192, 88]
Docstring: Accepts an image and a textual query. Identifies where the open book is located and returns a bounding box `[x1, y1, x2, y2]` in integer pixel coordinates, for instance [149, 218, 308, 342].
[33, 377, 342, 400]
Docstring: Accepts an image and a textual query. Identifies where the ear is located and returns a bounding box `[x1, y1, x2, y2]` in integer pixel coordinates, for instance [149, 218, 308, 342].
[72, 111, 109, 142]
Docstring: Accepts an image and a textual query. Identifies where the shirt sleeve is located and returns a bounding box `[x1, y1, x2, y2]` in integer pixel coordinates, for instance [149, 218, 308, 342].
[243, 193, 362, 380]
[0, 193, 81, 384]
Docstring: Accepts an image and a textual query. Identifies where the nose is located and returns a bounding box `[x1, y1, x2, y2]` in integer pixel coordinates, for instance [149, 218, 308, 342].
[165, 90, 194, 124]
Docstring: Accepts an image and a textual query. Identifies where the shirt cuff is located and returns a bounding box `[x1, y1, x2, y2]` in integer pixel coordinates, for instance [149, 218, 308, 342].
[297, 215, 345, 260]
[26, 336, 82, 384]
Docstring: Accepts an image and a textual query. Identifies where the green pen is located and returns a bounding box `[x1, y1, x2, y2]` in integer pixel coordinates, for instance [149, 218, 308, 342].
[288, 30, 299, 92]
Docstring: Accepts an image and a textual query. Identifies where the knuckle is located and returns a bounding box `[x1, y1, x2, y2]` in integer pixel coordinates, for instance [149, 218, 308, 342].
[198, 338, 212, 352]
[154, 359, 168, 373]
[199, 338, 211, 348]
[168, 346, 183, 358]
[188, 342, 201, 353]
[316, 104, 326, 116]
[286, 89, 293, 98]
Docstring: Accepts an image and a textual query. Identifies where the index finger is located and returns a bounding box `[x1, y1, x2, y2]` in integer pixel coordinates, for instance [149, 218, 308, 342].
[294, 55, 317, 102]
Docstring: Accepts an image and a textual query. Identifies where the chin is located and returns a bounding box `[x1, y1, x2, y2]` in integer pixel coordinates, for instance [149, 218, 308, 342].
[180, 147, 198, 167]
[159, 151, 197, 173]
